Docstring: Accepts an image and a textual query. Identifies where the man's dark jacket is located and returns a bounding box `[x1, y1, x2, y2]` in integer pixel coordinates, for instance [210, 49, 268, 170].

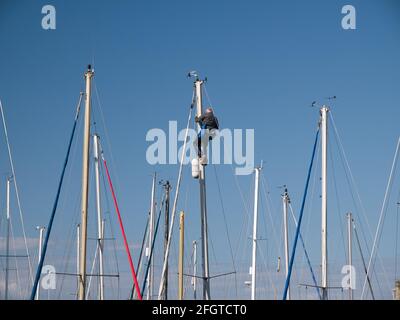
[198, 112, 219, 130]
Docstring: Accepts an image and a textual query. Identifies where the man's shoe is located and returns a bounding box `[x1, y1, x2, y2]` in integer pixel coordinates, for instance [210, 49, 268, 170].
[199, 155, 208, 166]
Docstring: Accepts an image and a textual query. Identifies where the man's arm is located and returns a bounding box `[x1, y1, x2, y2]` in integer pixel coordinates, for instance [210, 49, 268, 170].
[195, 114, 206, 123]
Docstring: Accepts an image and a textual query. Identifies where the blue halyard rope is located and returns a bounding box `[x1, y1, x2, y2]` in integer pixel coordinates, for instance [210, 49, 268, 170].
[141, 196, 164, 296]
[30, 94, 83, 300]
[289, 202, 321, 298]
[298, 228, 322, 299]
[130, 214, 150, 299]
[282, 129, 320, 300]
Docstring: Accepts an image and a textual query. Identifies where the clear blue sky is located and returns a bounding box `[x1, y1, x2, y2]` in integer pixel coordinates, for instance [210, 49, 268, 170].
[0, 0, 399, 299]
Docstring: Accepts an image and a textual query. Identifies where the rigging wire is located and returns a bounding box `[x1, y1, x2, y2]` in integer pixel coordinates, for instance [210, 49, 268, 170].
[204, 82, 241, 297]
[0, 100, 33, 287]
[353, 220, 375, 299]
[94, 82, 125, 298]
[230, 164, 255, 295]
[140, 194, 165, 296]
[93, 82, 122, 299]
[9, 218, 23, 299]
[298, 134, 321, 288]
[283, 128, 319, 300]
[257, 194, 275, 299]
[258, 179, 280, 299]
[57, 138, 96, 299]
[256, 231, 278, 299]
[328, 134, 348, 265]
[260, 174, 282, 261]
[396, 202, 399, 282]
[93, 81, 124, 210]
[100, 160, 121, 299]
[0, 215, 4, 273]
[57, 221, 78, 299]
[288, 203, 322, 299]
[85, 151, 104, 302]
[230, 164, 252, 263]
[329, 113, 373, 250]
[130, 213, 150, 299]
[55, 100, 84, 299]
[261, 172, 283, 297]
[330, 112, 391, 295]
[30, 92, 84, 300]
[212, 164, 238, 298]
[361, 136, 400, 299]
[86, 239, 100, 299]
[57, 114, 96, 299]
[157, 91, 195, 299]
[57, 217, 80, 299]
[100, 144, 142, 300]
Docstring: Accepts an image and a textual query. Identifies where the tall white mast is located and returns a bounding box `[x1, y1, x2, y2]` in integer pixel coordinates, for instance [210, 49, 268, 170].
[347, 212, 353, 300]
[194, 77, 211, 300]
[162, 181, 171, 300]
[78, 65, 94, 300]
[76, 223, 80, 299]
[178, 211, 185, 300]
[320, 106, 329, 300]
[251, 166, 261, 300]
[192, 240, 197, 300]
[147, 173, 156, 300]
[5, 177, 11, 300]
[93, 134, 105, 300]
[35, 226, 45, 300]
[282, 188, 291, 300]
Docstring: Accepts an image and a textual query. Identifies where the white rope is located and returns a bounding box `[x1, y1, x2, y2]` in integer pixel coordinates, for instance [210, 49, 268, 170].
[157, 93, 195, 299]
[9, 217, 23, 299]
[86, 242, 99, 300]
[260, 173, 282, 258]
[361, 136, 400, 298]
[0, 100, 34, 287]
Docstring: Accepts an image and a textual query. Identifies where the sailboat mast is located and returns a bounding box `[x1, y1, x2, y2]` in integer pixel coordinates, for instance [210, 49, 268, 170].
[320, 106, 329, 300]
[192, 240, 197, 300]
[76, 224, 80, 299]
[35, 226, 45, 300]
[5, 177, 11, 300]
[282, 188, 291, 300]
[93, 134, 105, 300]
[251, 166, 261, 300]
[347, 212, 353, 300]
[78, 65, 94, 300]
[194, 78, 211, 300]
[178, 211, 185, 300]
[147, 173, 156, 300]
[162, 181, 171, 300]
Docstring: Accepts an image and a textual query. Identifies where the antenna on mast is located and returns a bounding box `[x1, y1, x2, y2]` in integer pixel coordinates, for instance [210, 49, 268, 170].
[311, 96, 337, 108]
[188, 71, 207, 83]
[188, 70, 199, 79]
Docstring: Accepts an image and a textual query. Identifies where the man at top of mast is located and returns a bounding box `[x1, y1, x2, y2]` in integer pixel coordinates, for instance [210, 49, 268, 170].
[194, 107, 219, 165]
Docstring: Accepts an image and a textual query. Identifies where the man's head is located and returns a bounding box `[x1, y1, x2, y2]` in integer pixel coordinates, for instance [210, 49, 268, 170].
[206, 107, 213, 113]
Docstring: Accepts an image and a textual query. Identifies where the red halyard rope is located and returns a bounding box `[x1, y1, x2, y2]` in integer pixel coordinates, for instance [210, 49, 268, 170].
[102, 155, 142, 300]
